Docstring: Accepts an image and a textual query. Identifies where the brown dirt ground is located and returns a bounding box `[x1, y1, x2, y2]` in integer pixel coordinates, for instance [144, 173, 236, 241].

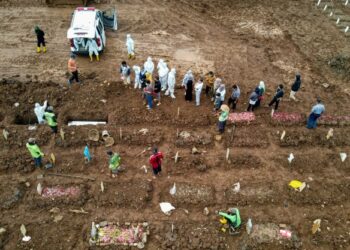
[0, 0, 350, 249]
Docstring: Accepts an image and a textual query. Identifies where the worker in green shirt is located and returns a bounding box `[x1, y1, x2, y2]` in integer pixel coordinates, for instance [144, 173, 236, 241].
[44, 106, 58, 134]
[218, 104, 229, 133]
[219, 208, 241, 233]
[26, 138, 44, 167]
[107, 151, 121, 178]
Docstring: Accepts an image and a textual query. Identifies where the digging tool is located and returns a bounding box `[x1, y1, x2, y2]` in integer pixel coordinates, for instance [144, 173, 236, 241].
[46, 173, 95, 181]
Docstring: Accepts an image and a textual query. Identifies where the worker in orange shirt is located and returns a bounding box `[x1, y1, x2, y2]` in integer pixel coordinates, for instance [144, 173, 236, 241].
[68, 53, 79, 85]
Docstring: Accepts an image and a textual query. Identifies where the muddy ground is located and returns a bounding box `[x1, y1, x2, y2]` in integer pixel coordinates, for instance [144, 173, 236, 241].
[0, 0, 350, 249]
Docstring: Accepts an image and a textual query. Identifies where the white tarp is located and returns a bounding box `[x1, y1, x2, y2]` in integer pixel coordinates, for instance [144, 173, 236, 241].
[68, 121, 107, 126]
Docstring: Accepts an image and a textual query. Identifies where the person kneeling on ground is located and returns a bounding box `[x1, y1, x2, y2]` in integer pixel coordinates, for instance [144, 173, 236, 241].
[149, 147, 163, 178]
[44, 106, 58, 134]
[219, 208, 241, 233]
[107, 151, 121, 178]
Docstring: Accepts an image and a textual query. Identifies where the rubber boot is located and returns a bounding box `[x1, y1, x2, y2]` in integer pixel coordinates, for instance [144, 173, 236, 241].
[36, 47, 41, 53]
[43, 47, 46, 53]
[96, 55, 100, 61]
[89, 55, 93, 62]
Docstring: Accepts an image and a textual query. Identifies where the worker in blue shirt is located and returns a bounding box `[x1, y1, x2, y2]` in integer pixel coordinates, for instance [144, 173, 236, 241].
[307, 98, 325, 129]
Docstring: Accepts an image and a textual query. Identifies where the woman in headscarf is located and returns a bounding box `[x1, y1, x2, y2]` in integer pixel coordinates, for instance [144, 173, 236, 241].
[185, 79, 193, 101]
[255, 81, 265, 108]
[216, 83, 226, 108]
[213, 78, 222, 101]
[247, 87, 260, 112]
[217, 104, 230, 133]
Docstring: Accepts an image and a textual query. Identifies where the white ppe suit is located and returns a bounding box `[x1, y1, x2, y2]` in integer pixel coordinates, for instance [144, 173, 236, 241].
[144, 57, 154, 74]
[157, 59, 169, 91]
[126, 34, 135, 56]
[34, 100, 48, 124]
[165, 68, 176, 99]
[85, 39, 99, 57]
[133, 65, 141, 89]
[195, 81, 203, 106]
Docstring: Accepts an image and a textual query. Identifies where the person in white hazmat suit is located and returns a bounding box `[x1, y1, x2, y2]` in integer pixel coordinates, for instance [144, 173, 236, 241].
[73, 37, 86, 50]
[144, 57, 154, 75]
[34, 100, 48, 124]
[126, 34, 135, 59]
[85, 39, 99, 62]
[165, 68, 176, 99]
[133, 65, 141, 89]
[157, 59, 169, 91]
[195, 78, 204, 106]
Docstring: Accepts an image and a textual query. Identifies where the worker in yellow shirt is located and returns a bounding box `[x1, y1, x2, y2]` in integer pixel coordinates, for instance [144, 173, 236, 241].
[26, 138, 44, 167]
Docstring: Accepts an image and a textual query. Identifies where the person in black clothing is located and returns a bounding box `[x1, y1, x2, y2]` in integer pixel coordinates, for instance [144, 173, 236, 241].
[185, 79, 193, 102]
[268, 84, 284, 110]
[247, 87, 259, 112]
[34, 26, 46, 53]
[154, 76, 162, 106]
[140, 69, 147, 90]
[289, 73, 301, 101]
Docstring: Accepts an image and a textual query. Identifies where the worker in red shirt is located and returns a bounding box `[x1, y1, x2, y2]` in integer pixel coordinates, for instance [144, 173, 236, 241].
[149, 147, 163, 178]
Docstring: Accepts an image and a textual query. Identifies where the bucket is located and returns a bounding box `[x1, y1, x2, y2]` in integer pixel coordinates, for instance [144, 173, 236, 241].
[102, 130, 110, 140]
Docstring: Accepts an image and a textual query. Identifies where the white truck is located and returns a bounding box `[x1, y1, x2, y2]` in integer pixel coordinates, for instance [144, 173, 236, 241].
[67, 7, 117, 54]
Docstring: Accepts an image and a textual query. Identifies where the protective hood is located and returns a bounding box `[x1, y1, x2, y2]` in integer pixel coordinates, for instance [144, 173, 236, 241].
[132, 65, 140, 72]
[259, 81, 265, 90]
[144, 57, 154, 72]
[157, 59, 165, 69]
